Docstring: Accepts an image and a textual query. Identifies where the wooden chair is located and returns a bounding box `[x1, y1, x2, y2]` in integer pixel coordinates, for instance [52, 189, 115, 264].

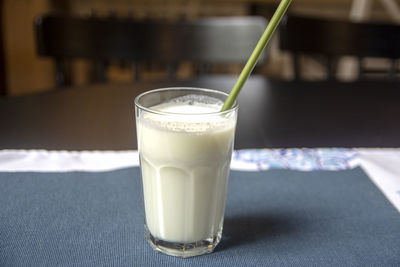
[279, 14, 400, 80]
[34, 15, 267, 87]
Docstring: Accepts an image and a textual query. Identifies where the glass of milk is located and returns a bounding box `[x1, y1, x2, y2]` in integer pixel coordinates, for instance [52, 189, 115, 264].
[134, 87, 238, 258]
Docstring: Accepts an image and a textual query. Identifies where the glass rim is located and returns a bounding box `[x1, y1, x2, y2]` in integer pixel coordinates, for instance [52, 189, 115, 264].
[134, 87, 238, 116]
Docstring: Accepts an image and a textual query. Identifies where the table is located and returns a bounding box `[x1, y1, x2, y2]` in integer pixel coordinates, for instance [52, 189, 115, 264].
[1, 76, 400, 265]
[1, 75, 399, 150]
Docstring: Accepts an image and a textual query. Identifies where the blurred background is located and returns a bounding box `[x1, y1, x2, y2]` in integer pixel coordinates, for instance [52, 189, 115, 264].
[1, 0, 399, 96]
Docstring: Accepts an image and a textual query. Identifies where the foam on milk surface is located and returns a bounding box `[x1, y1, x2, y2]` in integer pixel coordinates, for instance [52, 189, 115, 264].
[141, 94, 233, 133]
[152, 94, 223, 114]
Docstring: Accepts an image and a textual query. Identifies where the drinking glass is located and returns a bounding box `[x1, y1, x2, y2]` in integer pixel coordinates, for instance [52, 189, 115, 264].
[134, 88, 238, 258]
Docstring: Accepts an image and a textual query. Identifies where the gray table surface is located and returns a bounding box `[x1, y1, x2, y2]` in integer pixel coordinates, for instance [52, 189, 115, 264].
[1, 75, 399, 150]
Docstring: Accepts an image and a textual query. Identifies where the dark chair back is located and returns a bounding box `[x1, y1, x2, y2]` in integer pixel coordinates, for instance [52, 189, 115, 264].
[35, 15, 267, 87]
[279, 15, 400, 80]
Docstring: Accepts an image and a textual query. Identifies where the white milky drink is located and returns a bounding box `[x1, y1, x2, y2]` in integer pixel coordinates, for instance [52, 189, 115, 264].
[135, 88, 237, 257]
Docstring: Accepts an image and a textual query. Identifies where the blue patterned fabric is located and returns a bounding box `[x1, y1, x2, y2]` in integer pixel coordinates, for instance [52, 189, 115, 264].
[232, 148, 357, 171]
[1, 167, 399, 266]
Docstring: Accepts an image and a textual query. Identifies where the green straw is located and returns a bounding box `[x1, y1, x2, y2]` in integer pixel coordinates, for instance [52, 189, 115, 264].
[221, 0, 292, 111]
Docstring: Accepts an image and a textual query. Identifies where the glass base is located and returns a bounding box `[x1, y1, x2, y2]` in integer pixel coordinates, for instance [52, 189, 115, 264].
[144, 225, 222, 258]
